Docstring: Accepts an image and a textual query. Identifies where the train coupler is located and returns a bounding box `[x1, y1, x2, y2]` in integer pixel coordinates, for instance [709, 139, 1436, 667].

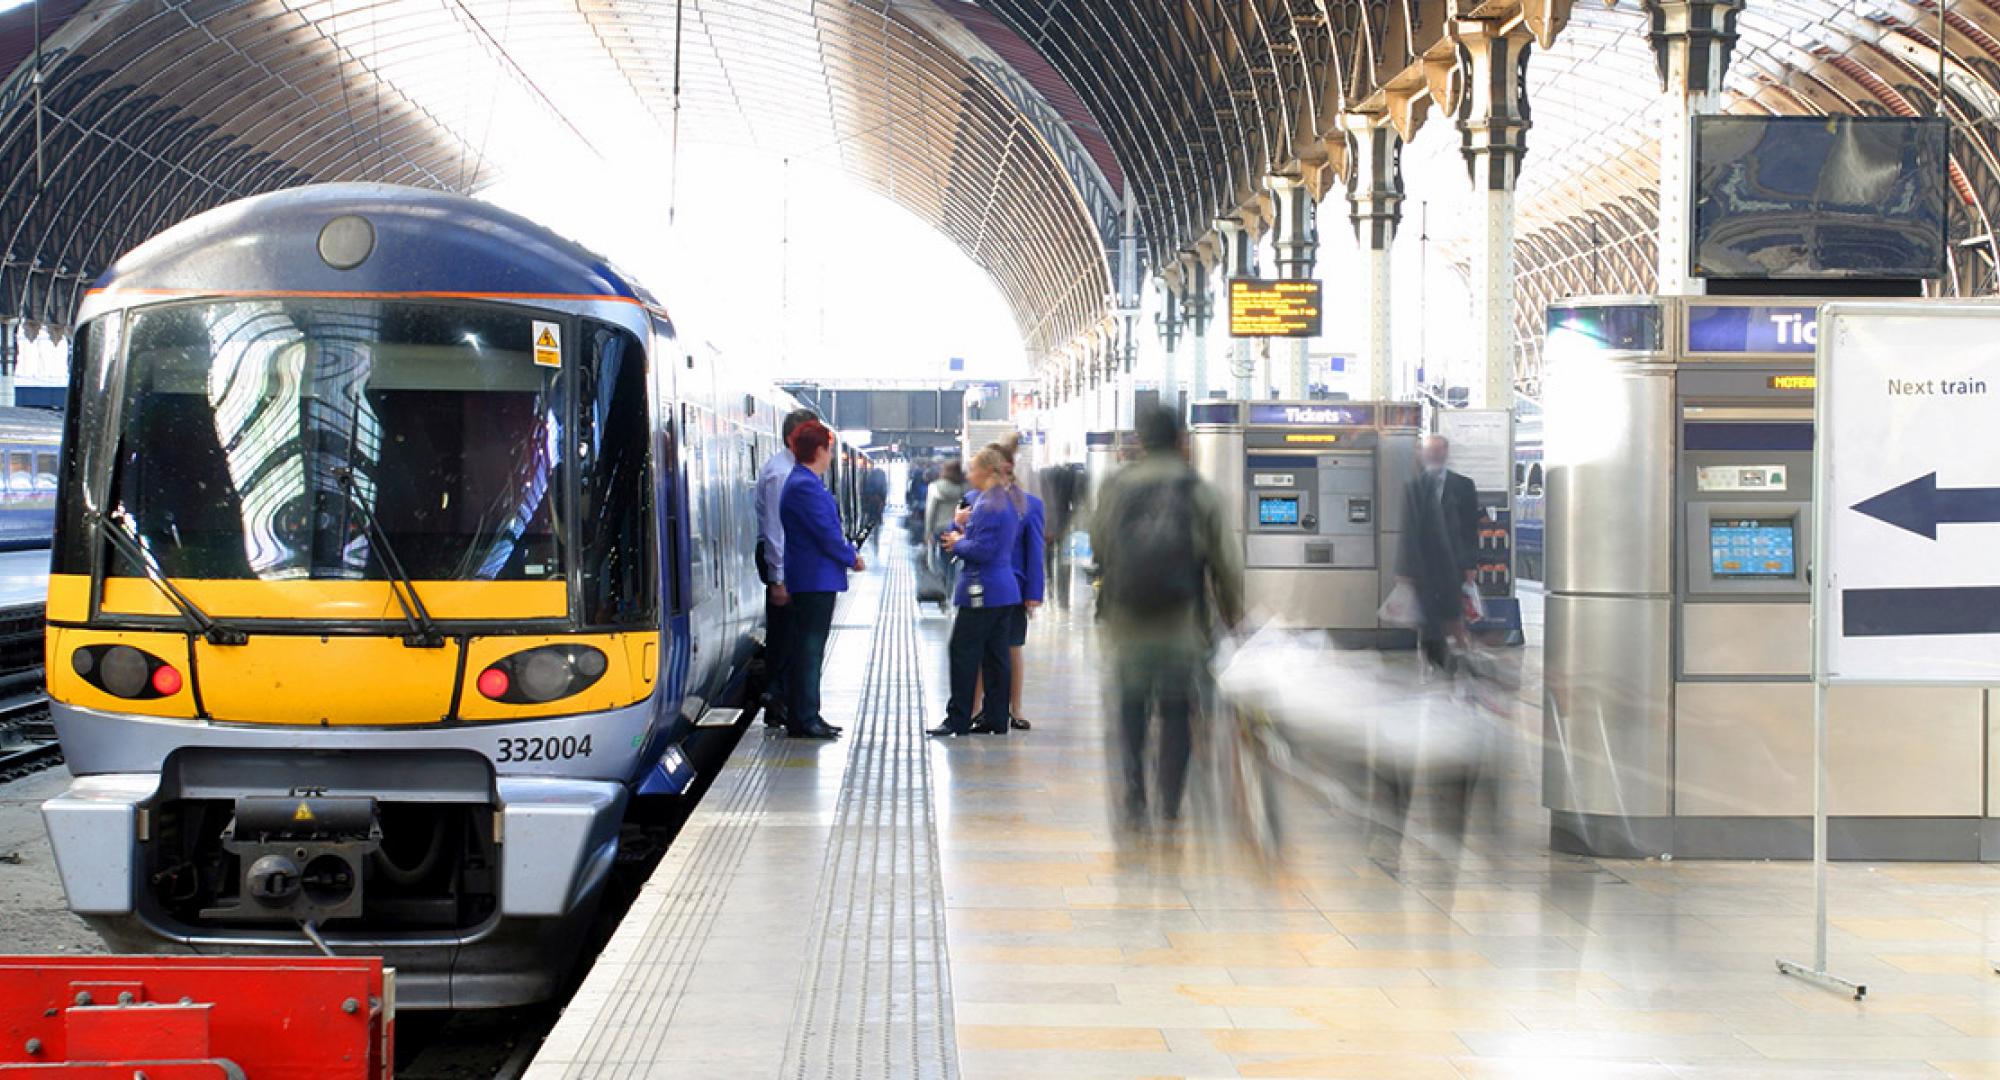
[200, 795, 381, 923]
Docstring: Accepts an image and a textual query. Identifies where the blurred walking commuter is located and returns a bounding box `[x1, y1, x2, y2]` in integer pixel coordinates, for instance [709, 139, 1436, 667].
[920, 460, 967, 609]
[781, 420, 864, 740]
[755, 407, 822, 728]
[1092, 407, 1244, 827]
[927, 446, 1023, 737]
[1395, 435, 1481, 672]
[861, 464, 889, 540]
[1039, 463, 1080, 608]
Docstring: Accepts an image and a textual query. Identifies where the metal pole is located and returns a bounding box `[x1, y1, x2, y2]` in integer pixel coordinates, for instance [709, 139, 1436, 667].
[1777, 319, 1865, 1000]
[32, 0, 44, 189]
[1417, 201, 1428, 397]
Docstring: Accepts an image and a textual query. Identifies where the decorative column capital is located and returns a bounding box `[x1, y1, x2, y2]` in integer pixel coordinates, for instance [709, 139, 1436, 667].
[1644, 0, 1743, 99]
[1156, 278, 1184, 353]
[1265, 173, 1319, 281]
[1178, 251, 1214, 334]
[1454, 19, 1535, 192]
[1343, 114, 1405, 252]
[1212, 216, 1257, 279]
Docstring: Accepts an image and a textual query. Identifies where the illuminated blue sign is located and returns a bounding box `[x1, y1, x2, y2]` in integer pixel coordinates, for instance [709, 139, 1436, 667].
[1686, 305, 1820, 354]
[1246, 404, 1373, 426]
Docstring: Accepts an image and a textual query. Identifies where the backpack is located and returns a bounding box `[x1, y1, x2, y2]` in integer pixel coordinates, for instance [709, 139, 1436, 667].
[1106, 472, 1204, 616]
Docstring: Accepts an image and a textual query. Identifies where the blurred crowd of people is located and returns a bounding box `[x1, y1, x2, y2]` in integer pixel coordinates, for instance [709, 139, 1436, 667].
[772, 404, 1526, 878]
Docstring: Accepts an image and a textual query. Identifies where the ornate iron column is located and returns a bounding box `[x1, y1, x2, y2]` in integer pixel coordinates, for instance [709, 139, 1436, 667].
[1648, 0, 1742, 294]
[1156, 271, 1184, 416]
[0, 321, 15, 410]
[1456, 19, 1535, 410]
[1345, 114, 1405, 403]
[1182, 250, 1213, 406]
[1215, 215, 1259, 401]
[1268, 172, 1319, 400]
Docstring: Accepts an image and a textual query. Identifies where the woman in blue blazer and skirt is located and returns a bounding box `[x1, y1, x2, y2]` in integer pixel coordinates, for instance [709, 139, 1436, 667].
[928, 444, 1023, 736]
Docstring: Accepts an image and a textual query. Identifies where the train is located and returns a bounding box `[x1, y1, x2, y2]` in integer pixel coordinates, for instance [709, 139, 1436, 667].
[39, 184, 865, 1008]
[0, 407, 62, 549]
[1513, 410, 1544, 582]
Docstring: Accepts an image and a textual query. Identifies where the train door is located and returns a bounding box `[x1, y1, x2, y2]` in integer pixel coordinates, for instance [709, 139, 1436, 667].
[673, 345, 726, 716]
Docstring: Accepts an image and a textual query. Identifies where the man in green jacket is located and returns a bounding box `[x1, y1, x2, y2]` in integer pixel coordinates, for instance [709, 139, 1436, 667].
[1090, 406, 1245, 828]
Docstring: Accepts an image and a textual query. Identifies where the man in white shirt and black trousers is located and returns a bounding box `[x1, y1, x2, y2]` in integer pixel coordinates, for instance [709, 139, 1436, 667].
[756, 408, 827, 728]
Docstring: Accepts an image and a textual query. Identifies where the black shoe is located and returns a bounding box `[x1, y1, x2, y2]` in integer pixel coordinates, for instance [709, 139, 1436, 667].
[1009, 715, 1031, 731]
[927, 723, 971, 737]
[761, 698, 789, 727]
[789, 721, 840, 740]
[971, 720, 1008, 734]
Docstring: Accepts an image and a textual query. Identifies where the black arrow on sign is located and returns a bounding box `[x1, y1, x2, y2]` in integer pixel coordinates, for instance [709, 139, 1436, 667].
[1845, 586, 2000, 637]
[1851, 472, 2000, 540]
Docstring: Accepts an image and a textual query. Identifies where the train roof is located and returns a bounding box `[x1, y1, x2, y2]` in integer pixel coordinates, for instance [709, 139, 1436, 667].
[0, 406, 62, 443]
[85, 184, 658, 311]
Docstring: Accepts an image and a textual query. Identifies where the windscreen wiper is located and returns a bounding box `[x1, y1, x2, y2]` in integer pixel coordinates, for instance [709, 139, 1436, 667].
[91, 508, 248, 646]
[333, 467, 445, 649]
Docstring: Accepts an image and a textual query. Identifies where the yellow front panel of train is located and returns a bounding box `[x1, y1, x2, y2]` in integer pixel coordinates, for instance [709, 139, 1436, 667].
[193, 636, 458, 727]
[46, 626, 200, 719]
[95, 578, 567, 622]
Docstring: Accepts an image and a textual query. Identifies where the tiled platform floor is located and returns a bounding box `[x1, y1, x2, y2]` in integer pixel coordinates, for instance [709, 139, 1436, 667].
[536, 538, 2000, 1080]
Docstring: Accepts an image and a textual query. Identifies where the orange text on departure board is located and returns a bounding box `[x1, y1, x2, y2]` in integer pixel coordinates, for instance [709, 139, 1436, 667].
[1229, 279, 1322, 338]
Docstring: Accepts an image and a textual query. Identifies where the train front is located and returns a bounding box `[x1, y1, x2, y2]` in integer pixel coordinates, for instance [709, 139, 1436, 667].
[39, 185, 666, 1008]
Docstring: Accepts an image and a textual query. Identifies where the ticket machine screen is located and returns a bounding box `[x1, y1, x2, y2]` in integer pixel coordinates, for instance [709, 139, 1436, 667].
[1709, 518, 1796, 578]
[1258, 496, 1301, 526]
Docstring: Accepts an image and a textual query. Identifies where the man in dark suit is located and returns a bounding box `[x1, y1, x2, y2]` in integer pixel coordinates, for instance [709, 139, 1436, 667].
[1039, 463, 1079, 608]
[1396, 434, 1481, 671]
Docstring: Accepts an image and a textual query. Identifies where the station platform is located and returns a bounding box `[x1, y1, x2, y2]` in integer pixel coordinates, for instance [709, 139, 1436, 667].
[530, 543, 2000, 1080]
[0, 548, 49, 610]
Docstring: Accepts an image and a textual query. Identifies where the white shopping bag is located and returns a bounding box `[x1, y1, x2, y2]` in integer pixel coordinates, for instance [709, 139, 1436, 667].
[1378, 580, 1421, 627]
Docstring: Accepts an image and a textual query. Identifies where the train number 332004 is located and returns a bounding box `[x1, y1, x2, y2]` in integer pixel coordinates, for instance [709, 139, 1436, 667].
[496, 734, 594, 763]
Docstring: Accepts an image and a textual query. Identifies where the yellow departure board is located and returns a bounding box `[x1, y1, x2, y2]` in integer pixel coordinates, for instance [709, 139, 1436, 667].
[1229, 278, 1322, 338]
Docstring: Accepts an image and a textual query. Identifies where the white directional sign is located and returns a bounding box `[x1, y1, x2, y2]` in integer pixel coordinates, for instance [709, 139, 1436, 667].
[1819, 303, 2000, 684]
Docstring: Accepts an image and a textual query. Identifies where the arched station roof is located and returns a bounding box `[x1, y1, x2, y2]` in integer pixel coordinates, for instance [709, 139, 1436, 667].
[6, 0, 2000, 387]
[0, 0, 1114, 362]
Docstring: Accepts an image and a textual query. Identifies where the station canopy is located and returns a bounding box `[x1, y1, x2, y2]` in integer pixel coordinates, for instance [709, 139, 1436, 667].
[1, 0, 1999, 386]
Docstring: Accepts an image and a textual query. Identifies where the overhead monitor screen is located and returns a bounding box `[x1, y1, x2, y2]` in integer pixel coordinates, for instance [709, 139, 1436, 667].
[1258, 496, 1301, 526]
[1710, 518, 1798, 578]
[1691, 116, 1947, 280]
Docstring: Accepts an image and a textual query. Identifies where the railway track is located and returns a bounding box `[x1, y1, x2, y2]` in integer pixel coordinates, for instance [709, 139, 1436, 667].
[0, 603, 55, 782]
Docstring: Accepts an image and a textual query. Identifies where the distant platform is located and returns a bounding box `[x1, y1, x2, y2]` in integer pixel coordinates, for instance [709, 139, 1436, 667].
[0, 548, 50, 610]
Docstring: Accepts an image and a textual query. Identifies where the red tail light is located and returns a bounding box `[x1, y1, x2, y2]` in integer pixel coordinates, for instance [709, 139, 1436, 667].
[476, 646, 609, 704]
[149, 664, 183, 696]
[476, 667, 511, 700]
[71, 645, 182, 700]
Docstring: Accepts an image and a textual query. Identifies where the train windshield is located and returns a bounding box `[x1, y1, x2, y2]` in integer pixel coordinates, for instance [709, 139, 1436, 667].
[103, 300, 567, 584]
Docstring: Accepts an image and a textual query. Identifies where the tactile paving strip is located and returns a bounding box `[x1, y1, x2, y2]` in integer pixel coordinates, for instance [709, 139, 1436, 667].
[779, 552, 960, 1080]
[549, 709, 798, 1078]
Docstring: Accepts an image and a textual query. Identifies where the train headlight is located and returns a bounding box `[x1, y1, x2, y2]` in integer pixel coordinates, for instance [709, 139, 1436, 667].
[476, 645, 609, 704]
[72, 645, 184, 699]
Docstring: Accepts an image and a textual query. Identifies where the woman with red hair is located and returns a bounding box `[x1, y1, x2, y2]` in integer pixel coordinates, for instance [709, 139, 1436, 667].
[779, 420, 863, 739]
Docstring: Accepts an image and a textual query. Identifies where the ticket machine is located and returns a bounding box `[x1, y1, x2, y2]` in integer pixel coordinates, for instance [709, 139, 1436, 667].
[1189, 401, 1421, 633]
[1543, 297, 1987, 859]
[1082, 430, 1135, 517]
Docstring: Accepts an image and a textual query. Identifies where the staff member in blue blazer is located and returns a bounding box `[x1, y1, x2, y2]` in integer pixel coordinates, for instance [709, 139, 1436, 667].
[928, 444, 1023, 737]
[971, 435, 1045, 731]
[781, 420, 864, 740]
